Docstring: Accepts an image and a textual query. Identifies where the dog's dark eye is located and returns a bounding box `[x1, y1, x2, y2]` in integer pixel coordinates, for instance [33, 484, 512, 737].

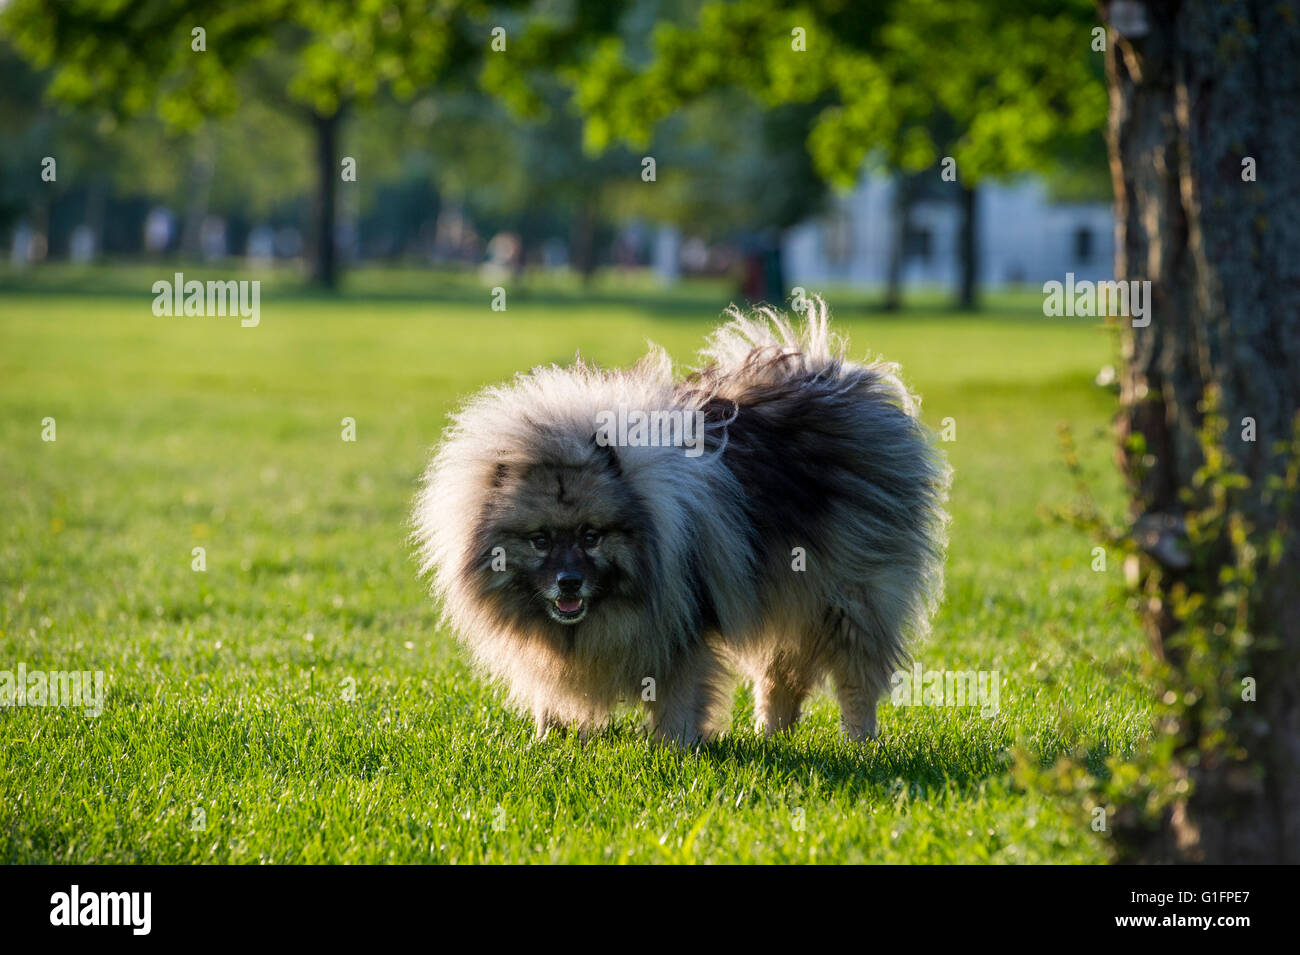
[529, 533, 550, 552]
[582, 530, 602, 549]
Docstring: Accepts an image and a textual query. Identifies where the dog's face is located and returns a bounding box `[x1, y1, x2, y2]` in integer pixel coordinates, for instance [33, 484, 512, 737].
[474, 450, 648, 628]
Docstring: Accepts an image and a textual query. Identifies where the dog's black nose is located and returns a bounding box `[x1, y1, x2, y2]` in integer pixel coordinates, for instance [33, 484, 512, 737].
[556, 572, 583, 596]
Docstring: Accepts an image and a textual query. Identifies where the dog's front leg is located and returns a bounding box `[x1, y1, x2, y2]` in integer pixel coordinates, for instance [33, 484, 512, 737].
[533, 710, 552, 740]
[533, 706, 605, 742]
[648, 691, 703, 745]
[646, 648, 726, 746]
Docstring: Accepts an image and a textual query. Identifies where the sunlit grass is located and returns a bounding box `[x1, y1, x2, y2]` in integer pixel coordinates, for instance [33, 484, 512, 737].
[0, 268, 1143, 863]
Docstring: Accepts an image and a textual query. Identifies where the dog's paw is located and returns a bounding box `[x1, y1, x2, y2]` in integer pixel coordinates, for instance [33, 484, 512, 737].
[533, 710, 562, 741]
[840, 715, 879, 742]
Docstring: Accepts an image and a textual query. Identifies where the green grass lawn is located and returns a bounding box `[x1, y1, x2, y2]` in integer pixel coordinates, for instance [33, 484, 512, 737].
[0, 267, 1147, 863]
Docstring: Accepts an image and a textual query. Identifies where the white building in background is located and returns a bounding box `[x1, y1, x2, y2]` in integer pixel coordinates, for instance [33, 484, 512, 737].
[784, 175, 1114, 289]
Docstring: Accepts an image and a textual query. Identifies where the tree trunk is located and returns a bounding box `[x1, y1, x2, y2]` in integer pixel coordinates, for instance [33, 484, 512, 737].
[885, 174, 914, 311]
[180, 135, 214, 259]
[27, 195, 50, 263]
[1103, 0, 1300, 862]
[955, 182, 978, 310]
[311, 109, 340, 290]
[763, 230, 786, 305]
[83, 180, 106, 261]
[571, 198, 597, 285]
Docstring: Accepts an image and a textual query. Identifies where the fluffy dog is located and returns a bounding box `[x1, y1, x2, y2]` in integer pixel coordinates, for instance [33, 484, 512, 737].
[413, 299, 949, 744]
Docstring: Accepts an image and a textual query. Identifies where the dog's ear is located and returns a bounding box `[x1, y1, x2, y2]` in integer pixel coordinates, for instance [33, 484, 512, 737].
[590, 433, 622, 478]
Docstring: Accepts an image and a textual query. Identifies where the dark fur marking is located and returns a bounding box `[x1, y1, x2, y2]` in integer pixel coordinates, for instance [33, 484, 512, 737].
[590, 436, 623, 478]
[684, 363, 913, 567]
[688, 550, 721, 640]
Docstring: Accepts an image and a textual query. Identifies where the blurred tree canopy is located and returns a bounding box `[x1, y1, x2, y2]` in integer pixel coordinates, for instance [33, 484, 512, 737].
[562, 0, 1104, 183]
[3, 0, 1108, 297]
[1, 0, 618, 285]
[560, 0, 1108, 305]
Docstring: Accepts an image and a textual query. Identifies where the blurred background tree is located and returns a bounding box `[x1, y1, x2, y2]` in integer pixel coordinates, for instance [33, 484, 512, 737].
[2, 0, 553, 287]
[565, 0, 1107, 308]
[0, 0, 1109, 301]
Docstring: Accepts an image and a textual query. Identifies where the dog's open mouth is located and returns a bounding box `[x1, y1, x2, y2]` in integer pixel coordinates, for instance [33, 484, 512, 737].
[548, 596, 587, 624]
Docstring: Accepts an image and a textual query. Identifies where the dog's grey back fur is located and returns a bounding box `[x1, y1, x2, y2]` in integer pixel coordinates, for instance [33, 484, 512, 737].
[413, 298, 950, 742]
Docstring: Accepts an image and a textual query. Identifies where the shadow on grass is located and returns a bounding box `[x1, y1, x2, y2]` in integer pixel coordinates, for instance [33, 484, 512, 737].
[694, 732, 1013, 798]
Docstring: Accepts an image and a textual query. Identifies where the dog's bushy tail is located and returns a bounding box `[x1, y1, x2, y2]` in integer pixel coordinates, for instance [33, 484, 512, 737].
[697, 295, 920, 417]
[694, 295, 950, 646]
[700, 296, 836, 371]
